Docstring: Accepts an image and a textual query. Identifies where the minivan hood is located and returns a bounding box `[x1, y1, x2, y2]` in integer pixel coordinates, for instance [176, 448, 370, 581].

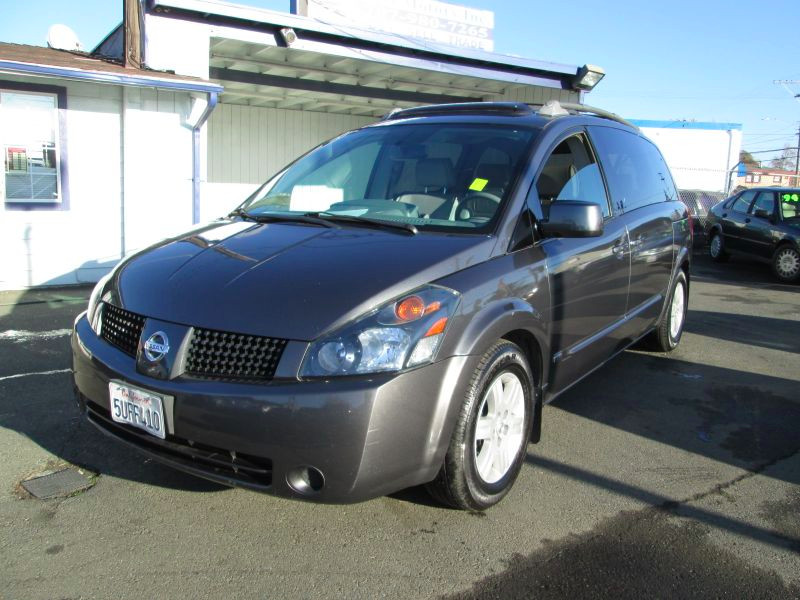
[110, 219, 493, 340]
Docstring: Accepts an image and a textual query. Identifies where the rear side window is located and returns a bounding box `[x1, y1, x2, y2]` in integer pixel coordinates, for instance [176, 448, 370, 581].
[750, 191, 776, 216]
[589, 126, 678, 213]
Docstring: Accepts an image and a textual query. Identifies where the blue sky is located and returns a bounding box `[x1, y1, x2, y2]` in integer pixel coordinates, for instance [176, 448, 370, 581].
[2, 0, 799, 164]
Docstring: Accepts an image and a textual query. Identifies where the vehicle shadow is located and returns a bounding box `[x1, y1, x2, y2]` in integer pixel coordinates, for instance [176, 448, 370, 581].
[684, 309, 800, 354]
[692, 251, 799, 293]
[0, 274, 225, 494]
[547, 349, 800, 485]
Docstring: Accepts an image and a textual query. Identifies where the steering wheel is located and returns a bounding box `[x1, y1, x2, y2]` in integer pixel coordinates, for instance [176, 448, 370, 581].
[458, 191, 502, 220]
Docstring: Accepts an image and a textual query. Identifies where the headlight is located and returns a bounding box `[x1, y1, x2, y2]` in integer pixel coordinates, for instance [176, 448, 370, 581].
[87, 273, 111, 335]
[301, 286, 459, 377]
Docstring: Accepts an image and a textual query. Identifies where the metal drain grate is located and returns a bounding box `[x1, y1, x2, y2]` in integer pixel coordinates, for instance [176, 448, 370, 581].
[21, 468, 94, 499]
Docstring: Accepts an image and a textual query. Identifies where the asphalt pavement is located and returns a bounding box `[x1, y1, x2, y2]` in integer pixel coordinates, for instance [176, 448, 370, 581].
[1, 252, 798, 599]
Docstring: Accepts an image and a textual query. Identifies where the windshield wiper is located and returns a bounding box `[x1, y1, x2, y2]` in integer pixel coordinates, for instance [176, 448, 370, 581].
[229, 208, 338, 228]
[312, 212, 418, 235]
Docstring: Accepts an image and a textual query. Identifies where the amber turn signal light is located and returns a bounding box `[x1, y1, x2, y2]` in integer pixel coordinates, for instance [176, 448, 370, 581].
[395, 295, 425, 321]
[424, 317, 448, 337]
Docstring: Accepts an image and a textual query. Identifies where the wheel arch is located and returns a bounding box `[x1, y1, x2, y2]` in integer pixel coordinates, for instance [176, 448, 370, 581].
[445, 297, 549, 444]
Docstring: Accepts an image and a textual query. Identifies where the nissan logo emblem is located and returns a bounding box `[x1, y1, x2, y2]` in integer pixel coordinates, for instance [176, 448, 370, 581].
[143, 331, 170, 362]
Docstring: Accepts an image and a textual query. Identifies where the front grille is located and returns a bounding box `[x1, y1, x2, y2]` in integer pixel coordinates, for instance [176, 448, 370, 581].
[186, 327, 287, 381]
[86, 401, 273, 488]
[100, 303, 145, 357]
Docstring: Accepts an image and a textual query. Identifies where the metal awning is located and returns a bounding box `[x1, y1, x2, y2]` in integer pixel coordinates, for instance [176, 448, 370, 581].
[208, 36, 555, 117]
[151, 0, 583, 117]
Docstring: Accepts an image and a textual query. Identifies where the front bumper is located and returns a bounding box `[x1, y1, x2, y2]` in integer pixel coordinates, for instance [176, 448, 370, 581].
[72, 313, 472, 503]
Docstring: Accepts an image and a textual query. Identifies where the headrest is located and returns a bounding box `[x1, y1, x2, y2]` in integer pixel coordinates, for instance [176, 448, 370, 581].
[474, 164, 511, 190]
[416, 158, 455, 191]
[537, 173, 562, 198]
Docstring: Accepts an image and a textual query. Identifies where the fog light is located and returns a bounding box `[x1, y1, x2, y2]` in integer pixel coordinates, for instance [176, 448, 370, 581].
[287, 466, 325, 495]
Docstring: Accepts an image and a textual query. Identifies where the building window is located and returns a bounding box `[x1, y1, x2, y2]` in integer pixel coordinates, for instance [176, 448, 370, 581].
[752, 174, 761, 183]
[0, 82, 68, 209]
[773, 175, 782, 183]
[745, 174, 753, 182]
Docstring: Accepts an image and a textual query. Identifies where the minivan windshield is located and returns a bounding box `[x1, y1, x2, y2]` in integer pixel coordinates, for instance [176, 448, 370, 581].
[237, 123, 536, 233]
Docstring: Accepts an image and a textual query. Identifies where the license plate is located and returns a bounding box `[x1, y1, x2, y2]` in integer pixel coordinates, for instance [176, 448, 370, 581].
[108, 381, 166, 440]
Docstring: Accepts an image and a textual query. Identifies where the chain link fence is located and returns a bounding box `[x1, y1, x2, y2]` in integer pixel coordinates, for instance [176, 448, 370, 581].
[668, 166, 732, 248]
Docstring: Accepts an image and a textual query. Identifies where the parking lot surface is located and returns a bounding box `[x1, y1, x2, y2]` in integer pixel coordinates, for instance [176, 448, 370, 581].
[1, 253, 798, 599]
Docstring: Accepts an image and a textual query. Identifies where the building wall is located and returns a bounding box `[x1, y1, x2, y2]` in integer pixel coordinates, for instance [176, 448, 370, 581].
[634, 123, 742, 193]
[0, 75, 122, 290]
[121, 87, 195, 253]
[202, 103, 373, 218]
[734, 169, 799, 190]
[494, 86, 578, 104]
[0, 75, 196, 291]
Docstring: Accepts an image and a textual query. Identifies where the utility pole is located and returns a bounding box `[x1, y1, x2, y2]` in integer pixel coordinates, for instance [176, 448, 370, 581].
[773, 81, 800, 185]
[795, 124, 800, 187]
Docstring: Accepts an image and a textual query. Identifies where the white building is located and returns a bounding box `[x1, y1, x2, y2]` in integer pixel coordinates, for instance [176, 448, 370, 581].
[0, 42, 221, 290]
[1, 0, 602, 290]
[630, 120, 743, 194]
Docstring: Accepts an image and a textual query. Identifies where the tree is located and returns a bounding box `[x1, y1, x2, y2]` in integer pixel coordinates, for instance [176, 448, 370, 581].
[769, 146, 797, 171]
[739, 150, 759, 168]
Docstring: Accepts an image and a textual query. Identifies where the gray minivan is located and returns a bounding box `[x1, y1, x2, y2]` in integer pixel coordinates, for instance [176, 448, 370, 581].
[72, 101, 691, 510]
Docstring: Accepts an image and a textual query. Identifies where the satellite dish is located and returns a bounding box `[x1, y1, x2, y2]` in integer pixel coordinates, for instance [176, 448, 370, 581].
[47, 24, 84, 52]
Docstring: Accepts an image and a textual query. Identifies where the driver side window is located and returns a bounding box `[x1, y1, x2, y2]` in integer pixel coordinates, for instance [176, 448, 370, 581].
[536, 134, 610, 218]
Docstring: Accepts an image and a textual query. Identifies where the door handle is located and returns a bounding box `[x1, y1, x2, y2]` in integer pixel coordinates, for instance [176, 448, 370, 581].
[612, 240, 627, 259]
[745, 218, 751, 223]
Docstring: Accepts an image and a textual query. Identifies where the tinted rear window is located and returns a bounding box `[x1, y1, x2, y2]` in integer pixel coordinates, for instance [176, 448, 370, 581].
[589, 126, 678, 214]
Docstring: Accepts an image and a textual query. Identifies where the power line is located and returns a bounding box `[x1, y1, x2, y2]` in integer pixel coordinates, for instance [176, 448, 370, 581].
[746, 147, 798, 155]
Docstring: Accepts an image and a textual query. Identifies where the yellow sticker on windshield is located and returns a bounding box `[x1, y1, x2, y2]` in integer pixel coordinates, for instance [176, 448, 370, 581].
[469, 178, 489, 192]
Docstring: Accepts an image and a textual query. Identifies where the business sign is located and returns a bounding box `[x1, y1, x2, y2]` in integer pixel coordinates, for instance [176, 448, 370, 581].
[292, 0, 495, 52]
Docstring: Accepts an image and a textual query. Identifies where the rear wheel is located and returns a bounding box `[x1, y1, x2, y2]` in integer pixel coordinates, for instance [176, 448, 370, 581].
[709, 231, 728, 262]
[426, 340, 533, 511]
[772, 245, 800, 283]
[646, 270, 688, 352]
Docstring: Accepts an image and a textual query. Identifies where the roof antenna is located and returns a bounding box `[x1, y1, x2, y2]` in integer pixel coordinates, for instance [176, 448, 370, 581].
[47, 24, 84, 52]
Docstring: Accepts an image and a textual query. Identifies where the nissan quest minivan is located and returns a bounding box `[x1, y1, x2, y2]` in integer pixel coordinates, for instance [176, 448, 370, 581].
[72, 101, 691, 510]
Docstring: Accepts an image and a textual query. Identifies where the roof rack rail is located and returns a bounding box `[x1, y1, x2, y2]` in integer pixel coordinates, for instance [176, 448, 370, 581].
[382, 102, 533, 121]
[536, 100, 638, 129]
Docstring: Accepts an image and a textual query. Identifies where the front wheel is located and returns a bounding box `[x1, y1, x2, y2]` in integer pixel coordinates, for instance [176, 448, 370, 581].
[646, 270, 688, 352]
[772, 245, 800, 283]
[426, 340, 534, 511]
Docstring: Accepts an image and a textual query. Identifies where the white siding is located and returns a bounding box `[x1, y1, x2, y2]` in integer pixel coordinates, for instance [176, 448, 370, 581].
[0, 75, 196, 291]
[121, 87, 195, 253]
[494, 86, 580, 104]
[0, 76, 123, 290]
[203, 104, 373, 219]
[208, 104, 374, 184]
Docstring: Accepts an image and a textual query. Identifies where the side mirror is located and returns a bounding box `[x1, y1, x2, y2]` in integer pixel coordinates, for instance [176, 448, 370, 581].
[753, 208, 771, 220]
[540, 200, 604, 238]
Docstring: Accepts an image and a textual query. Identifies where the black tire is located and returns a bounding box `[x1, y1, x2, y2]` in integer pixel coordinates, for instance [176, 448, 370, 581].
[426, 340, 534, 511]
[646, 270, 688, 352]
[708, 230, 729, 262]
[771, 245, 800, 283]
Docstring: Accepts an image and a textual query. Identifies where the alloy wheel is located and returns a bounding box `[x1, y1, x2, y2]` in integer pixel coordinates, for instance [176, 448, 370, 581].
[473, 371, 526, 484]
[669, 280, 686, 340]
[775, 248, 800, 280]
[710, 235, 722, 258]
